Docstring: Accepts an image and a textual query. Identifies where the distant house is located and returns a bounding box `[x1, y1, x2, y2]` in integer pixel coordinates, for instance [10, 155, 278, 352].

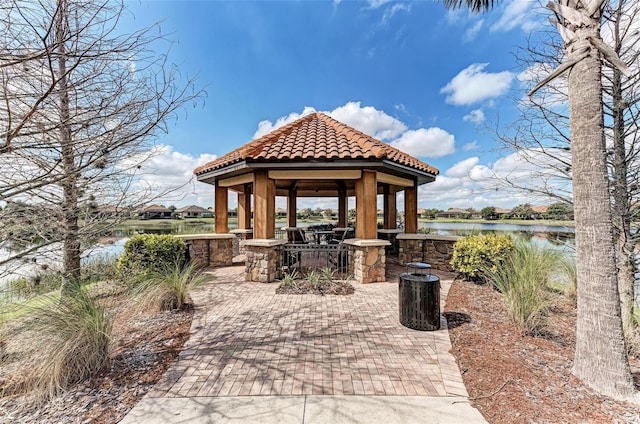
[438, 208, 467, 219]
[494, 207, 512, 219]
[275, 208, 287, 218]
[138, 204, 172, 219]
[531, 205, 548, 219]
[175, 205, 213, 219]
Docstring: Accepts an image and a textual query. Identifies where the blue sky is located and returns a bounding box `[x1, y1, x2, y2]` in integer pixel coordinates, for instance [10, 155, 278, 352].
[123, 0, 549, 210]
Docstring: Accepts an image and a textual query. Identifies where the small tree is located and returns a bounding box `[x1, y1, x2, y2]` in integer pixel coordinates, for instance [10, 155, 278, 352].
[0, 1, 203, 287]
[511, 203, 534, 220]
[481, 206, 497, 220]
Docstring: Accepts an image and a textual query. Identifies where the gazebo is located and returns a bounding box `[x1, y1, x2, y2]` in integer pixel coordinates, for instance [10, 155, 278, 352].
[191, 112, 439, 283]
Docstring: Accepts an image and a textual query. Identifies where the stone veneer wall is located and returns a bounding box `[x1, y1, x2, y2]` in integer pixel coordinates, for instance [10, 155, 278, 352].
[175, 234, 235, 268]
[242, 240, 285, 283]
[397, 234, 459, 272]
[344, 240, 390, 284]
[230, 229, 253, 257]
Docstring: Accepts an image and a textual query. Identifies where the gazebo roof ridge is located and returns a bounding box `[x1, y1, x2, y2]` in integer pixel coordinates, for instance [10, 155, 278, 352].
[194, 112, 439, 177]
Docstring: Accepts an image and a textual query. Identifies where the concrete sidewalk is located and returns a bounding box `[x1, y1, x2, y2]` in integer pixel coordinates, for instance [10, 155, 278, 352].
[120, 395, 486, 423]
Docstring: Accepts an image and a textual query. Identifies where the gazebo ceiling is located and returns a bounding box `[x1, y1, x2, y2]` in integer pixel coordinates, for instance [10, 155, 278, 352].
[195, 112, 439, 190]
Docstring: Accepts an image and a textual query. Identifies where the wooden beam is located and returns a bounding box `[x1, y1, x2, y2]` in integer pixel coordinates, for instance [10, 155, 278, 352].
[269, 170, 361, 180]
[383, 185, 396, 229]
[237, 183, 252, 230]
[214, 182, 228, 233]
[287, 188, 297, 227]
[218, 173, 254, 187]
[254, 170, 275, 239]
[338, 187, 347, 228]
[404, 181, 418, 234]
[376, 172, 414, 187]
[355, 170, 377, 239]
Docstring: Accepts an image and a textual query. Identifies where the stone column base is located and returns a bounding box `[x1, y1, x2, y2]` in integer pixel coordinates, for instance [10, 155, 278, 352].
[241, 239, 286, 283]
[175, 234, 235, 267]
[343, 239, 390, 283]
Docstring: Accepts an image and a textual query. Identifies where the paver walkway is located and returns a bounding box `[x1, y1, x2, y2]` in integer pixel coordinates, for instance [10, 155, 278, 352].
[146, 265, 468, 398]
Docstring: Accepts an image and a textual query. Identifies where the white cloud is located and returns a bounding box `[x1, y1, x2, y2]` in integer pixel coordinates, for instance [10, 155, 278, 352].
[254, 101, 407, 141]
[490, 0, 540, 33]
[441, 63, 514, 106]
[329, 102, 407, 140]
[390, 127, 455, 158]
[134, 144, 219, 207]
[254, 106, 317, 138]
[381, 3, 411, 25]
[418, 150, 572, 210]
[463, 108, 485, 124]
[366, 0, 391, 9]
[446, 157, 479, 177]
[463, 19, 484, 42]
[463, 141, 479, 151]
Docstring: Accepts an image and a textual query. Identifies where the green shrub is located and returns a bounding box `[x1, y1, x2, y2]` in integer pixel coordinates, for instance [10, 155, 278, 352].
[451, 234, 514, 280]
[320, 267, 336, 282]
[118, 234, 186, 276]
[132, 261, 208, 311]
[279, 271, 299, 290]
[483, 242, 562, 335]
[7, 286, 111, 401]
[306, 269, 322, 290]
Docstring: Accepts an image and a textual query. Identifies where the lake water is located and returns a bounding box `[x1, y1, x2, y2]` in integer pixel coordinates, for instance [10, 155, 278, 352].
[0, 221, 576, 287]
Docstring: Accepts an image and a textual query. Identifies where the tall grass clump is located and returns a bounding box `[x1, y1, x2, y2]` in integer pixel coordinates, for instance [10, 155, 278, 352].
[558, 255, 577, 302]
[6, 285, 112, 401]
[483, 242, 562, 335]
[132, 261, 209, 311]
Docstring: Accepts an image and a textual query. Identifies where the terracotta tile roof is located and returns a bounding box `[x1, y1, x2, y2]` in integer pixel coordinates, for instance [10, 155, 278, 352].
[139, 204, 171, 213]
[532, 205, 548, 213]
[175, 205, 211, 213]
[194, 112, 438, 176]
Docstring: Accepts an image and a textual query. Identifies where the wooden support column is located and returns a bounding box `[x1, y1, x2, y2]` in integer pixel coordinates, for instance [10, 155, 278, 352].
[355, 170, 377, 239]
[287, 188, 297, 228]
[254, 170, 275, 239]
[237, 183, 252, 230]
[338, 187, 347, 227]
[383, 185, 396, 229]
[214, 181, 228, 233]
[404, 181, 418, 234]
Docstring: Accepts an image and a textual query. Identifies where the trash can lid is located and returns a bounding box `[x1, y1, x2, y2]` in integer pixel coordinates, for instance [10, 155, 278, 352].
[406, 262, 431, 270]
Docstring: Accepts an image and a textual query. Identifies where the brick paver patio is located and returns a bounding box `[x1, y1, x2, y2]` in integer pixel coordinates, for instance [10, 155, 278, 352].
[148, 264, 468, 398]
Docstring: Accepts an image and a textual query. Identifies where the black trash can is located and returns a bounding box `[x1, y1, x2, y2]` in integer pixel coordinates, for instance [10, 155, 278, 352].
[399, 262, 440, 331]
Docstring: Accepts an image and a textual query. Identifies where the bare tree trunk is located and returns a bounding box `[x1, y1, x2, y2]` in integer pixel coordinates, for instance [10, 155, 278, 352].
[56, 0, 81, 288]
[570, 15, 637, 401]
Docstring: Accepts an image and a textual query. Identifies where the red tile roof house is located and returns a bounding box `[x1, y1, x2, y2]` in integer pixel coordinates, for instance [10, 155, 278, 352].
[138, 204, 172, 219]
[190, 112, 441, 283]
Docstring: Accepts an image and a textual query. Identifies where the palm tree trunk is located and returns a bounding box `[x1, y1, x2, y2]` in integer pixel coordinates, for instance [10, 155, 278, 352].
[569, 16, 637, 401]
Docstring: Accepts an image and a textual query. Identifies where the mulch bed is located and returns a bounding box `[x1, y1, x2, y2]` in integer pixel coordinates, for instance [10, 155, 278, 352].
[445, 278, 640, 423]
[275, 279, 355, 295]
[0, 288, 193, 424]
